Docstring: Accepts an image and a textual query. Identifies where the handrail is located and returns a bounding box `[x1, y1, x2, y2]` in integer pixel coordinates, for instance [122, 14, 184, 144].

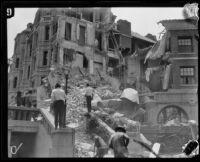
[39, 107, 55, 134]
[8, 106, 40, 121]
[8, 106, 40, 111]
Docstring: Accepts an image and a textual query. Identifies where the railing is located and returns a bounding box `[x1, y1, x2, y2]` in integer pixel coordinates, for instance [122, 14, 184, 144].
[8, 106, 40, 121]
[39, 108, 55, 134]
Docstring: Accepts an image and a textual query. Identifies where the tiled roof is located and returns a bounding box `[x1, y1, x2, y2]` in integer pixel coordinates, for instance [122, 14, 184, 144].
[158, 18, 198, 30]
[131, 32, 156, 44]
[158, 18, 198, 24]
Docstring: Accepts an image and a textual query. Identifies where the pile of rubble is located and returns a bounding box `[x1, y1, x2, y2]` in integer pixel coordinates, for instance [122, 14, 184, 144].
[95, 86, 121, 100]
[65, 86, 86, 124]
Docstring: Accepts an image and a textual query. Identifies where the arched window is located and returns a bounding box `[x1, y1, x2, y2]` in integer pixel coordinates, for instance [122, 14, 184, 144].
[13, 77, 17, 88]
[157, 105, 188, 124]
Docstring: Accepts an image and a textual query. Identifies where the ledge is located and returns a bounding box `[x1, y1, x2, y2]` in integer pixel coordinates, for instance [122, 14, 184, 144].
[8, 120, 39, 133]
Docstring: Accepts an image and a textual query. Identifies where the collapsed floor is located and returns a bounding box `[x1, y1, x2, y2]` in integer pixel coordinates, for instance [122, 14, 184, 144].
[64, 82, 198, 157]
[39, 67, 198, 157]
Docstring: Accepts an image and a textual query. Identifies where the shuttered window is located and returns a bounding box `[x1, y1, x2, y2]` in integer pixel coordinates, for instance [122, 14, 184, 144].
[178, 36, 193, 53]
[180, 66, 195, 84]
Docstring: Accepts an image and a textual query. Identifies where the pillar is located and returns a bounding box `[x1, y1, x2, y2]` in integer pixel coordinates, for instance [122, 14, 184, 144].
[8, 129, 12, 158]
[59, 47, 63, 66]
[49, 129, 75, 157]
[89, 60, 94, 74]
[102, 56, 106, 73]
[144, 101, 158, 125]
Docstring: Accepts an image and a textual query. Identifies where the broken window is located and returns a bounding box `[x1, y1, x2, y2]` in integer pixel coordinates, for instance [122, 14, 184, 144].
[157, 105, 188, 124]
[53, 22, 58, 35]
[65, 10, 81, 19]
[29, 43, 32, 56]
[54, 46, 58, 63]
[140, 59, 147, 77]
[45, 25, 50, 40]
[82, 11, 93, 22]
[43, 51, 48, 66]
[180, 66, 196, 84]
[63, 48, 74, 65]
[33, 56, 36, 70]
[13, 77, 17, 88]
[65, 22, 71, 40]
[15, 58, 19, 68]
[108, 33, 120, 50]
[79, 26, 86, 45]
[31, 80, 35, 88]
[35, 33, 38, 47]
[27, 66, 30, 79]
[95, 31, 102, 51]
[41, 76, 46, 84]
[178, 36, 193, 52]
[83, 55, 88, 68]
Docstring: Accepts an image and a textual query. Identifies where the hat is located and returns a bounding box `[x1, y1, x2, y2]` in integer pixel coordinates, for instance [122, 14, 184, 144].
[115, 125, 126, 133]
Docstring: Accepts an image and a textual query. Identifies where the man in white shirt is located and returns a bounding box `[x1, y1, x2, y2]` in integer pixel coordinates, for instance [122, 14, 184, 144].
[85, 83, 94, 113]
[51, 83, 67, 130]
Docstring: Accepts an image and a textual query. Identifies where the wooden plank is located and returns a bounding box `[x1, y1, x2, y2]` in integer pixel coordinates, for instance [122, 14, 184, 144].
[149, 143, 160, 158]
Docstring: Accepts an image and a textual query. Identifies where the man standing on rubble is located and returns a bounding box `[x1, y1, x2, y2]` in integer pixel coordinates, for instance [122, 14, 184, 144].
[108, 126, 130, 157]
[51, 83, 67, 130]
[85, 83, 94, 113]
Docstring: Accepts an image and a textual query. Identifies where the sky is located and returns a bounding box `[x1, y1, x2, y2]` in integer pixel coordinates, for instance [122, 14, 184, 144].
[7, 7, 184, 58]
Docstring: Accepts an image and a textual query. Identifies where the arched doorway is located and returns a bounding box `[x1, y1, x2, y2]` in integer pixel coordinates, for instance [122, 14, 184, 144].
[157, 105, 188, 124]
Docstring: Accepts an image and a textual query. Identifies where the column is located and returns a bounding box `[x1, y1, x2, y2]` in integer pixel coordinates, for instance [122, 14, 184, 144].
[89, 59, 94, 74]
[8, 129, 12, 158]
[49, 129, 75, 157]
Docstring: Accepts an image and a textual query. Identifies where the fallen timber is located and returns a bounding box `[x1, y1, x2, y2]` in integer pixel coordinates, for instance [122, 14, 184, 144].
[85, 112, 160, 157]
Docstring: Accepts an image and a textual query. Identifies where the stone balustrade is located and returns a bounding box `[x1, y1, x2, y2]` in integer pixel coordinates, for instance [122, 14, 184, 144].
[8, 106, 40, 121]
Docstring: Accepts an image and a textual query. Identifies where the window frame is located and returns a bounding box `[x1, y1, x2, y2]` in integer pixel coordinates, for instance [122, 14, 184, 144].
[177, 36, 193, 53]
[27, 66, 30, 79]
[15, 58, 19, 68]
[79, 25, 86, 45]
[13, 77, 18, 89]
[65, 22, 72, 41]
[42, 51, 48, 66]
[180, 66, 196, 85]
[44, 25, 50, 41]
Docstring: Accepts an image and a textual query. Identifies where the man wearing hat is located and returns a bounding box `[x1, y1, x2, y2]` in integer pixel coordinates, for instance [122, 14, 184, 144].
[108, 125, 130, 157]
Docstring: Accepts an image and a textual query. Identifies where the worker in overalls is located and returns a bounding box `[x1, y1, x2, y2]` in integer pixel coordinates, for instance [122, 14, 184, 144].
[94, 135, 108, 157]
[108, 126, 130, 157]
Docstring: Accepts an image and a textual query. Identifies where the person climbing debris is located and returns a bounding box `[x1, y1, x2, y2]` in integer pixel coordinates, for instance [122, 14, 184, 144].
[51, 83, 67, 130]
[108, 125, 130, 157]
[94, 135, 108, 158]
[85, 83, 94, 113]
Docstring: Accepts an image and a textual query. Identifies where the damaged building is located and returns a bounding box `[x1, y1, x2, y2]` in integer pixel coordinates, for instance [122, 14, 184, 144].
[8, 8, 154, 102]
[8, 9, 198, 126]
[131, 19, 198, 125]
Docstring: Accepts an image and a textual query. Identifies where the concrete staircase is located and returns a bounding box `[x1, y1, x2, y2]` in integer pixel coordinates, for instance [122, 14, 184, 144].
[8, 105, 75, 157]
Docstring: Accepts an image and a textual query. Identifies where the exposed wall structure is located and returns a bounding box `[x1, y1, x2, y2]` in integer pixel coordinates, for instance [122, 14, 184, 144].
[8, 8, 119, 101]
[142, 19, 198, 125]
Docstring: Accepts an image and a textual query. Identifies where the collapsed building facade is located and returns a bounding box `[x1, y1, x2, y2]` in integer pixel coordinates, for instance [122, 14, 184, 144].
[8, 8, 198, 126]
[132, 19, 198, 125]
[8, 8, 154, 102]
